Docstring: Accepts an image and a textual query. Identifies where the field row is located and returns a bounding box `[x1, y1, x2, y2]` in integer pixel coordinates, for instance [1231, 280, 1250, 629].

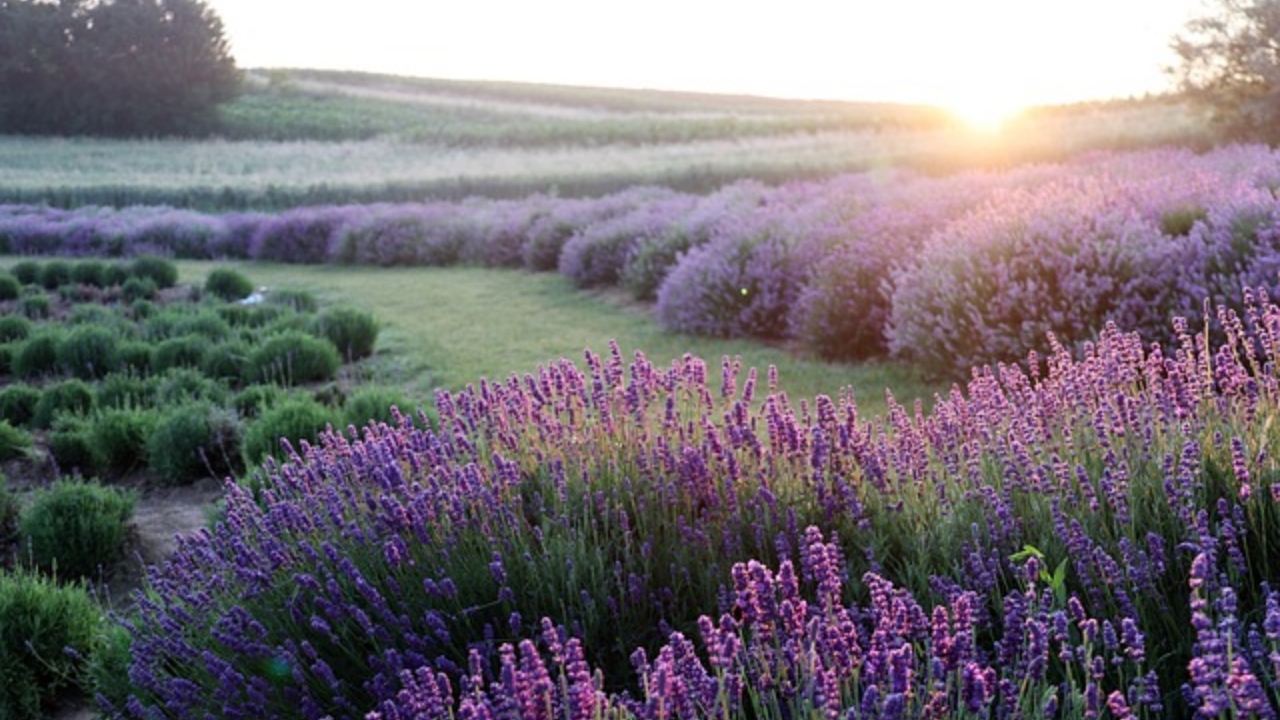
[7, 144, 1280, 380]
[0, 97, 1203, 210]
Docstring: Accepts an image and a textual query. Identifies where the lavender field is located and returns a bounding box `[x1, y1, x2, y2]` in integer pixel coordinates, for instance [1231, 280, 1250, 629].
[6, 142, 1280, 719]
[6, 144, 1280, 378]
[109, 298, 1280, 719]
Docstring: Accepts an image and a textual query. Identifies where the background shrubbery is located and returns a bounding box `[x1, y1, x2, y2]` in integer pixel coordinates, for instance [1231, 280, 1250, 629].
[0, 262, 392, 488]
[9, 146, 1280, 376]
[243, 394, 338, 462]
[0, 261, 409, 720]
[17, 480, 136, 581]
[0, 570, 102, 720]
[203, 266, 255, 301]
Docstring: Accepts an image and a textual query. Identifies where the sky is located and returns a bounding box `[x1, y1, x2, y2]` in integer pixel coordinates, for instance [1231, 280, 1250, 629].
[207, 0, 1209, 115]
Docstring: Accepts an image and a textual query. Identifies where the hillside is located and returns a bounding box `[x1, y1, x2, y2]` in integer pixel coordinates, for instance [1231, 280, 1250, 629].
[0, 68, 1210, 210]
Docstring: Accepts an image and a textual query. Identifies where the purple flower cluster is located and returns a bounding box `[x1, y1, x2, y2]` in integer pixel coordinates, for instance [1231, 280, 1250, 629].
[369, 531, 1160, 720]
[9, 145, 1280, 370]
[557, 188, 696, 288]
[889, 148, 1280, 376]
[108, 285, 1280, 718]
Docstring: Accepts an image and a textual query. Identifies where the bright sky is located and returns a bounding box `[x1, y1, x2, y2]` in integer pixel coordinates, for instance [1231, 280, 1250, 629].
[208, 0, 1206, 112]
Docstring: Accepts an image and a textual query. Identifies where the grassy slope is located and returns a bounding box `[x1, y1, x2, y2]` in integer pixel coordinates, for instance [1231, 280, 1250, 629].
[0, 69, 1211, 210]
[174, 261, 942, 418]
[0, 71, 1202, 413]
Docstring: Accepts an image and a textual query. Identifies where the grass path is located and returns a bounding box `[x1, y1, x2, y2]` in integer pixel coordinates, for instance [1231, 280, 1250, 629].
[178, 261, 943, 417]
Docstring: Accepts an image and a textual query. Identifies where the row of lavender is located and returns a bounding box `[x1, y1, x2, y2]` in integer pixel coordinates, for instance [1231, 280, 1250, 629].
[107, 286, 1280, 719]
[6, 144, 1280, 376]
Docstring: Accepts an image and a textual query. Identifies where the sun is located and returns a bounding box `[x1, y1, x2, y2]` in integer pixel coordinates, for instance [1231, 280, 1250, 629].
[946, 93, 1026, 133]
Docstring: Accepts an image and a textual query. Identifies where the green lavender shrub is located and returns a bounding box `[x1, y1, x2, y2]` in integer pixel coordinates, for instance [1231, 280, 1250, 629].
[203, 267, 255, 302]
[230, 384, 285, 419]
[243, 394, 337, 462]
[56, 325, 119, 380]
[127, 255, 178, 289]
[0, 475, 17, 545]
[70, 260, 107, 288]
[120, 276, 157, 302]
[0, 420, 33, 462]
[0, 569, 102, 720]
[37, 260, 71, 290]
[150, 334, 212, 373]
[246, 331, 340, 386]
[152, 367, 228, 406]
[12, 329, 60, 379]
[95, 371, 155, 410]
[47, 415, 101, 477]
[311, 306, 378, 361]
[0, 315, 31, 343]
[0, 385, 40, 427]
[341, 385, 418, 429]
[89, 408, 159, 476]
[9, 260, 40, 285]
[18, 479, 136, 580]
[267, 287, 318, 313]
[147, 402, 243, 484]
[0, 272, 19, 301]
[32, 379, 95, 430]
[20, 291, 50, 319]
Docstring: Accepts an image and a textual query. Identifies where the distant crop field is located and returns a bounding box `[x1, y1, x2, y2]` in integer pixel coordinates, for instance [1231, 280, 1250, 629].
[0, 69, 1209, 210]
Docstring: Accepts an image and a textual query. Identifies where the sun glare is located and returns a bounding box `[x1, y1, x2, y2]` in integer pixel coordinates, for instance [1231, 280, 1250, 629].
[947, 95, 1026, 133]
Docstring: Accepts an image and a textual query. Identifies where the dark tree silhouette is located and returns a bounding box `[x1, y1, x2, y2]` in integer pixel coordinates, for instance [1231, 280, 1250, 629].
[1171, 0, 1280, 143]
[0, 0, 241, 136]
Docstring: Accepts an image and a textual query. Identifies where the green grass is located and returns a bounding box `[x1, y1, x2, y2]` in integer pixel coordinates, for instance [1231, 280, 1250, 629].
[172, 261, 943, 417]
[0, 69, 1211, 211]
[218, 69, 951, 147]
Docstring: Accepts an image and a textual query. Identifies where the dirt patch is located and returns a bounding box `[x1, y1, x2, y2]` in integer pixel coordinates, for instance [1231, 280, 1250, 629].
[101, 477, 226, 609]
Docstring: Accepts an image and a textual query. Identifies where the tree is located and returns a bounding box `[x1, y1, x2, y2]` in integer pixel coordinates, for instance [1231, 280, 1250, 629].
[1171, 0, 1280, 143]
[0, 0, 241, 136]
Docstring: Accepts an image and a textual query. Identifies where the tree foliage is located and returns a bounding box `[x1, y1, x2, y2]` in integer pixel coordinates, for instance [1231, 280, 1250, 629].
[1171, 0, 1280, 142]
[0, 0, 241, 136]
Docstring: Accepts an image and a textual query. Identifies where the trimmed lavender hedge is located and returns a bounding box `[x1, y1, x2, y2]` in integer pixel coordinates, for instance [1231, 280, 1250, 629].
[654, 209, 825, 339]
[887, 159, 1278, 376]
[558, 189, 695, 288]
[9, 145, 1280, 375]
[105, 286, 1280, 719]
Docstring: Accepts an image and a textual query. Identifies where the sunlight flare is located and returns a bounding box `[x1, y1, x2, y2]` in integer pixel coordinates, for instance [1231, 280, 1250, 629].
[946, 92, 1026, 132]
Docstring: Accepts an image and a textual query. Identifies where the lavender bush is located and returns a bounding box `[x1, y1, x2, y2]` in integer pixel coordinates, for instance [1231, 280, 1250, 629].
[619, 181, 766, 301]
[558, 190, 694, 288]
[654, 207, 828, 339]
[457, 198, 545, 269]
[125, 208, 228, 259]
[250, 206, 360, 264]
[887, 159, 1280, 377]
[788, 171, 1012, 360]
[522, 188, 674, 273]
[332, 205, 440, 267]
[1185, 192, 1280, 318]
[334, 202, 498, 268]
[7, 144, 1280, 375]
[371, 536, 1161, 720]
[109, 286, 1280, 719]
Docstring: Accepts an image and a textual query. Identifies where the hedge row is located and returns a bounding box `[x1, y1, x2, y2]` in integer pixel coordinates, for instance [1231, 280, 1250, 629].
[7, 145, 1280, 375]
